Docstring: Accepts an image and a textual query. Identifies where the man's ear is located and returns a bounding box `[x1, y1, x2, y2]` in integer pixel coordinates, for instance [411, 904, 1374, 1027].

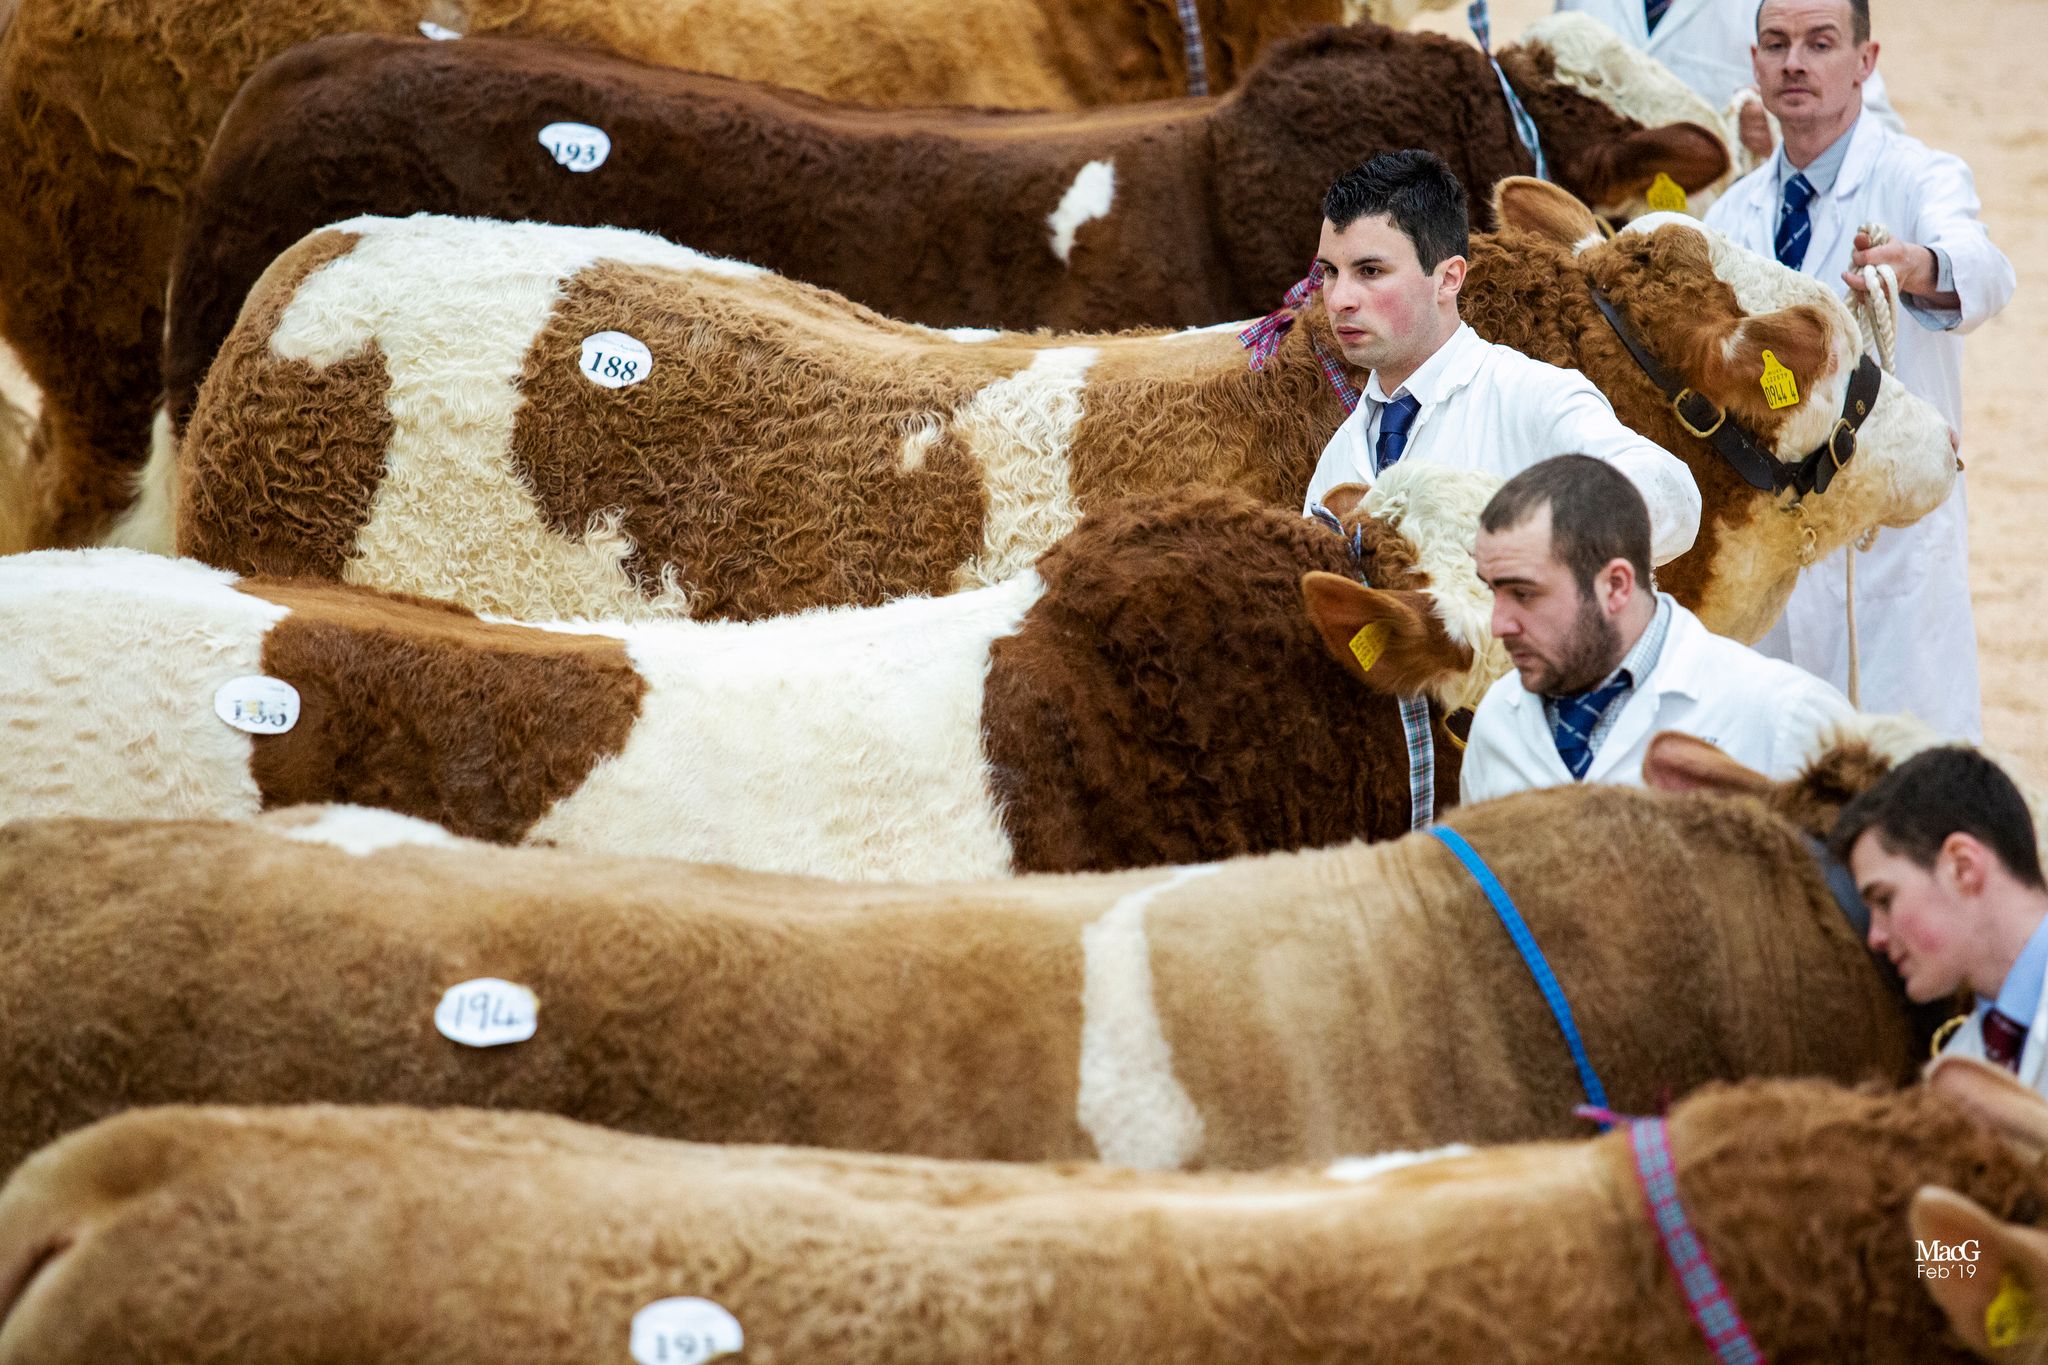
[1642, 731, 1774, 795]
[1301, 572, 1473, 694]
[1493, 176, 1603, 248]
[1911, 1186, 2048, 1357]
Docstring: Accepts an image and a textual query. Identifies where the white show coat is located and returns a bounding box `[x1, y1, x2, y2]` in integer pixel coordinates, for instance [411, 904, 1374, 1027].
[1554, 0, 1900, 129]
[1460, 598, 1854, 803]
[1940, 983, 2048, 1098]
[1704, 111, 2016, 740]
[1302, 323, 1701, 566]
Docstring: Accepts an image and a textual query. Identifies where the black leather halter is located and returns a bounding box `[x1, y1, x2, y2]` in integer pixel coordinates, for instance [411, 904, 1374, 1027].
[1587, 283, 1884, 498]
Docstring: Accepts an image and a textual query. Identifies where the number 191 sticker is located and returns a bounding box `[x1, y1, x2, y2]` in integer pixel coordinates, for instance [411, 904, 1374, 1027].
[630, 1298, 743, 1365]
[434, 978, 538, 1048]
[580, 332, 653, 389]
[213, 676, 301, 734]
[539, 121, 611, 172]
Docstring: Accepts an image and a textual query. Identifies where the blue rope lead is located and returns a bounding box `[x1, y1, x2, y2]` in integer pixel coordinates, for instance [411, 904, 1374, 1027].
[1430, 825, 1609, 1118]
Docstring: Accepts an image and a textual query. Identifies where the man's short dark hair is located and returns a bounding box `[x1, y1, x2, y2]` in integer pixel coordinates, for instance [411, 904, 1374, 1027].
[1321, 150, 1470, 274]
[1478, 456, 1654, 598]
[1756, 0, 1871, 45]
[1829, 746, 2046, 890]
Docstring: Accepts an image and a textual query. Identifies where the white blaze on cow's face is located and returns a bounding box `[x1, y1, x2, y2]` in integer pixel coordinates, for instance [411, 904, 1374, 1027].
[1518, 12, 1739, 218]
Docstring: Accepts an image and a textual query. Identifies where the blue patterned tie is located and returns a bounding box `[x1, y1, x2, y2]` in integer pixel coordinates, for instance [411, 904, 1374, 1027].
[1551, 673, 1633, 781]
[1374, 392, 1421, 474]
[1775, 172, 1815, 270]
[1644, 0, 1671, 31]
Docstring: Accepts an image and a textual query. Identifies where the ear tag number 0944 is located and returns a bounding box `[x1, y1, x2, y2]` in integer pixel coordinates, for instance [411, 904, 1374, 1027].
[630, 1298, 744, 1365]
[1645, 172, 1689, 214]
[580, 332, 653, 389]
[538, 121, 611, 172]
[1348, 622, 1390, 673]
[1759, 349, 1801, 409]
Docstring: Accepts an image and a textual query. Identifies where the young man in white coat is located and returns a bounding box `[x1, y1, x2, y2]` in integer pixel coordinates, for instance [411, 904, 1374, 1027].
[1703, 0, 2015, 740]
[1833, 746, 2048, 1093]
[1301, 150, 1701, 568]
[1461, 456, 1851, 802]
[1553, 0, 1899, 155]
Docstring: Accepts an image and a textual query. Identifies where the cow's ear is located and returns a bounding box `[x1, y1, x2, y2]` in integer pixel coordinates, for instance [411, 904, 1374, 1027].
[1642, 731, 1773, 795]
[1927, 1056, 2048, 1157]
[1493, 176, 1603, 247]
[1320, 483, 1372, 523]
[1301, 573, 1473, 694]
[1571, 121, 1731, 206]
[1911, 1186, 2048, 1356]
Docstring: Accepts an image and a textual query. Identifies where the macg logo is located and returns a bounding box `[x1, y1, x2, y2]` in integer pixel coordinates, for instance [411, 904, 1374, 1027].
[1917, 1238, 1983, 1279]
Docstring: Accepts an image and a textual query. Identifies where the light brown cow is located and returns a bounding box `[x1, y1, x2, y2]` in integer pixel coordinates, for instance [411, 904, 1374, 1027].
[164, 184, 1953, 646]
[0, 1061, 2040, 1362]
[0, 750, 1929, 1176]
[0, 0, 1358, 551]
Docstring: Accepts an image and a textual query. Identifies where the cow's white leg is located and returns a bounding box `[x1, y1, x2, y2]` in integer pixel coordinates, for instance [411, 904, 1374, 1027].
[101, 407, 179, 554]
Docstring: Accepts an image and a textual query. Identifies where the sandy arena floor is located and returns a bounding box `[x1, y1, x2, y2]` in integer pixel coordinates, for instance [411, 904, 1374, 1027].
[4, 2, 2037, 765]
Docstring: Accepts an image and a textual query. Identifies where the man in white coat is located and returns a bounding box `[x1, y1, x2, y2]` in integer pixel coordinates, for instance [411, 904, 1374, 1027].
[1302, 150, 1700, 567]
[1461, 455, 1851, 802]
[1832, 745, 2048, 1094]
[1553, 0, 1899, 155]
[1704, 0, 2012, 740]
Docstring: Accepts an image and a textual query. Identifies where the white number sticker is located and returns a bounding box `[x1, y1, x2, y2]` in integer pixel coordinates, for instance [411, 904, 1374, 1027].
[538, 121, 611, 172]
[418, 20, 462, 38]
[630, 1298, 743, 1365]
[434, 978, 538, 1048]
[213, 676, 301, 734]
[579, 331, 653, 389]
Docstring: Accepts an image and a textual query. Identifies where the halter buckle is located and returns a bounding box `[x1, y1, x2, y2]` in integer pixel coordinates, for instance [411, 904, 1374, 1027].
[1672, 390, 1726, 440]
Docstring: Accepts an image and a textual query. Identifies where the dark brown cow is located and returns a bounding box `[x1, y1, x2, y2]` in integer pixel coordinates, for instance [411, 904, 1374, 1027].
[159, 21, 1733, 440]
[0, 0, 1361, 551]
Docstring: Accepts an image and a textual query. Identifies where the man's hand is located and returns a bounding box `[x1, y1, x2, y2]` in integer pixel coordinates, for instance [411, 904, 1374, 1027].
[1843, 232, 1947, 300]
[1738, 94, 1775, 159]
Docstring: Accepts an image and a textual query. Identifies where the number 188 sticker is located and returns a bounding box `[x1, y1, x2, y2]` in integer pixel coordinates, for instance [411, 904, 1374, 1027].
[580, 332, 653, 389]
[630, 1298, 743, 1365]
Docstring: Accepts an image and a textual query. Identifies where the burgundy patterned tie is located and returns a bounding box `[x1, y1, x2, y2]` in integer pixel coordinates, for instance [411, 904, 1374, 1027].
[1983, 1007, 2029, 1072]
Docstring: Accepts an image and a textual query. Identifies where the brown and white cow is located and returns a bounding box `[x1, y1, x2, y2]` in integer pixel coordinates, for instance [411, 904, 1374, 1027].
[0, 739, 1931, 1176]
[157, 18, 1734, 442]
[4, 476, 1495, 879]
[0, 1064, 2040, 1364]
[163, 186, 1954, 645]
[0, 0, 1364, 552]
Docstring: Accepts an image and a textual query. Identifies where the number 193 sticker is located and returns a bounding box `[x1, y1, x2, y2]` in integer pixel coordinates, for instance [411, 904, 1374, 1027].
[434, 978, 538, 1048]
[630, 1298, 743, 1365]
[539, 121, 611, 172]
[580, 331, 653, 389]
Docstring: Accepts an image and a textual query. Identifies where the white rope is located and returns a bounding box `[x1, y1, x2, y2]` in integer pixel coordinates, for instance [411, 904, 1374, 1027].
[1838, 222, 1899, 709]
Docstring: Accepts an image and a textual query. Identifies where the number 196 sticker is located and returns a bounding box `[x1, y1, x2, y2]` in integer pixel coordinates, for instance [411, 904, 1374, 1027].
[434, 978, 538, 1048]
[580, 331, 653, 389]
[213, 676, 301, 734]
[630, 1298, 743, 1365]
[539, 121, 611, 172]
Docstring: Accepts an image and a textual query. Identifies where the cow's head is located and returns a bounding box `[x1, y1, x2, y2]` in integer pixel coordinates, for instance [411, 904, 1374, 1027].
[1493, 178, 1958, 644]
[1299, 465, 1508, 713]
[1498, 12, 1734, 220]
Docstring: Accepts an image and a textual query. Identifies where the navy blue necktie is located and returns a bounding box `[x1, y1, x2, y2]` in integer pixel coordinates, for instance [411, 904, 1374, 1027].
[1645, 0, 1671, 32]
[1374, 393, 1421, 474]
[1775, 172, 1815, 270]
[1551, 673, 1633, 781]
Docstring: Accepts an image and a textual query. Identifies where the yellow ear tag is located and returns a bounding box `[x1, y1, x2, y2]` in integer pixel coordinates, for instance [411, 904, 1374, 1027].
[1987, 1272, 2039, 1349]
[1759, 349, 1801, 410]
[1348, 622, 1390, 674]
[1646, 172, 1689, 214]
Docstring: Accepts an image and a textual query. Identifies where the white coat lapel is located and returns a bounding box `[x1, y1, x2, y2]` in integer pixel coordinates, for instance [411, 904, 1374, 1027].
[1583, 683, 1662, 784]
[2018, 973, 2048, 1091]
[1803, 114, 1883, 284]
[1515, 692, 1576, 785]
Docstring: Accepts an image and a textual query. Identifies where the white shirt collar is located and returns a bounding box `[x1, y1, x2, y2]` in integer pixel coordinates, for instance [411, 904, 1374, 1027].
[1363, 322, 1486, 409]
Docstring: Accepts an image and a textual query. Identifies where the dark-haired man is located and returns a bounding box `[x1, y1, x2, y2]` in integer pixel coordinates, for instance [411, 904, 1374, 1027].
[1832, 746, 2048, 1089]
[1302, 150, 1701, 567]
[1705, 0, 2013, 740]
[1460, 455, 1848, 801]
